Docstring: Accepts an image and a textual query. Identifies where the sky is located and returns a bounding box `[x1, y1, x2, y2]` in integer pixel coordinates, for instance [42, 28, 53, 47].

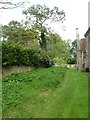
[0, 0, 89, 41]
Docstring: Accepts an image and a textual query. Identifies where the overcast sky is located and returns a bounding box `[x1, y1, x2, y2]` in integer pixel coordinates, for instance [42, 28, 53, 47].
[0, 0, 89, 41]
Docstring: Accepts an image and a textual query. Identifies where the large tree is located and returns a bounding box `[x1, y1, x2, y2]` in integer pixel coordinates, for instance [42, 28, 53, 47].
[22, 4, 65, 50]
[2, 4, 68, 63]
[22, 4, 65, 30]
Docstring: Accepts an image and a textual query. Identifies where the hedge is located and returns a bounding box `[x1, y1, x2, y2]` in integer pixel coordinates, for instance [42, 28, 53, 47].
[2, 42, 50, 68]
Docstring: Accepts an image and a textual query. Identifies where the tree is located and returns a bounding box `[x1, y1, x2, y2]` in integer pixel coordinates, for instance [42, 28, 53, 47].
[22, 4, 65, 50]
[66, 40, 77, 64]
[46, 32, 69, 63]
[2, 20, 39, 49]
[2, 20, 23, 42]
[23, 4, 65, 30]
[39, 32, 47, 51]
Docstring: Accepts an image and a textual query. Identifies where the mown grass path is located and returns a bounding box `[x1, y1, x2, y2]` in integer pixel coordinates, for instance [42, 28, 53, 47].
[35, 68, 88, 118]
[2, 67, 88, 118]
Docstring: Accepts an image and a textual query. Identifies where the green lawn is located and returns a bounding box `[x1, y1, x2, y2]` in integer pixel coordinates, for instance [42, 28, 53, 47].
[2, 67, 88, 118]
[0, 78, 2, 119]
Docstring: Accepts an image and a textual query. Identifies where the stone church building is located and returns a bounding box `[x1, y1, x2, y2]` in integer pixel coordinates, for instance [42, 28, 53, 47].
[84, 27, 90, 71]
[78, 1, 90, 72]
[84, 1, 90, 71]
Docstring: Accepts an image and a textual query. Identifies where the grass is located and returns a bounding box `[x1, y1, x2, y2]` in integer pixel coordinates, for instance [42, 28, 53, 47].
[0, 77, 2, 119]
[2, 67, 88, 118]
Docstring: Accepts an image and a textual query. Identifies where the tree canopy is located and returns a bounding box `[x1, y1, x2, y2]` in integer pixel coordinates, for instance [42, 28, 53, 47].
[66, 40, 77, 64]
[2, 4, 69, 64]
[22, 4, 65, 32]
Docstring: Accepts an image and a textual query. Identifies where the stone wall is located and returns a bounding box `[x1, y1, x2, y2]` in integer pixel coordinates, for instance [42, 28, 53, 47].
[88, 1, 90, 28]
[2, 66, 34, 78]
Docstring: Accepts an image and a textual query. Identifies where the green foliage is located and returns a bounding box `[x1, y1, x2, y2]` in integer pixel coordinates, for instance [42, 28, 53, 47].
[47, 33, 69, 63]
[2, 42, 50, 67]
[2, 20, 39, 49]
[22, 4, 65, 45]
[39, 50, 50, 67]
[66, 40, 77, 64]
[2, 67, 68, 112]
[39, 32, 47, 51]
[2, 4, 67, 64]
[2, 68, 88, 118]
[23, 4, 65, 27]
[2, 42, 21, 67]
[2, 21, 69, 64]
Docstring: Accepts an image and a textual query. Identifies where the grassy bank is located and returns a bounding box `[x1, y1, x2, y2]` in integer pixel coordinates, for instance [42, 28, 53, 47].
[2, 67, 88, 118]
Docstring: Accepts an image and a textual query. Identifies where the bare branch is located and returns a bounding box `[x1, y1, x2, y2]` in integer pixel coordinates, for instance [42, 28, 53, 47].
[0, 2, 12, 5]
[0, 1, 30, 9]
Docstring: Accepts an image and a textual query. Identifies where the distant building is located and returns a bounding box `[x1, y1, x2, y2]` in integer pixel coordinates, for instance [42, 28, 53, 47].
[84, 27, 90, 71]
[84, 1, 90, 71]
[76, 28, 86, 71]
[79, 38, 86, 71]
[77, 32, 90, 72]
[77, 1, 90, 72]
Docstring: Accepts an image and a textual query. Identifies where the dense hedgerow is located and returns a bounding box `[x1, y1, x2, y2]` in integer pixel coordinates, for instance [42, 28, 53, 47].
[2, 42, 50, 67]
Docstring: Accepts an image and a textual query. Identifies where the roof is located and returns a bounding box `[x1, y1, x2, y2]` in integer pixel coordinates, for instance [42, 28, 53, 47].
[84, 27, 90, 37]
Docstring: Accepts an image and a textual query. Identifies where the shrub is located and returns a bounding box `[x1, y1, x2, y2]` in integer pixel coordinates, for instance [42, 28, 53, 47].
[2, 43, 21, 67]
[39, 50, 51, 68]
[2, 42, 50, 67]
